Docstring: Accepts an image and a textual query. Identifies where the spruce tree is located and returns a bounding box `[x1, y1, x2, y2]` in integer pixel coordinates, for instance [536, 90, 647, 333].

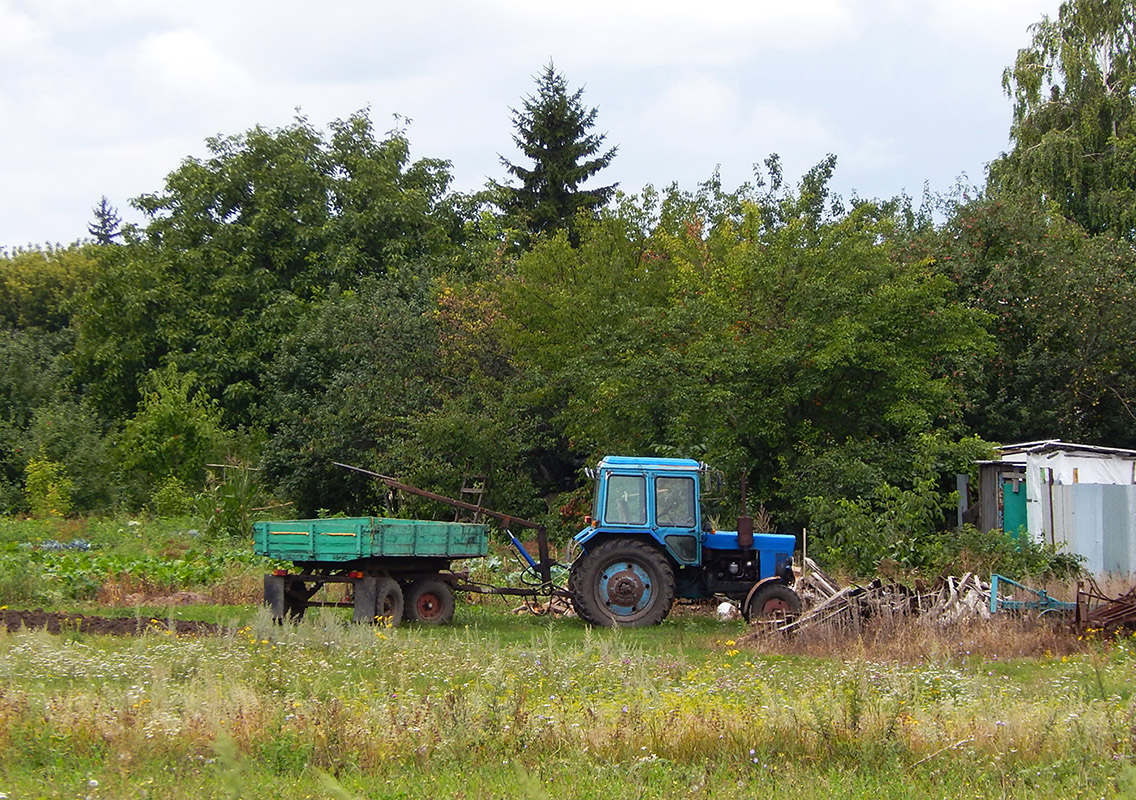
[87, 196, 122, 245]
[499, 63, 617, 243]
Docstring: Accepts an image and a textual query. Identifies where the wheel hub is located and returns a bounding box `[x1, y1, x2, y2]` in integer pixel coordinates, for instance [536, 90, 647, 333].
[599, 561, 652, 614]
[761, 597, 793, 615]
[416, 593, 441, 618]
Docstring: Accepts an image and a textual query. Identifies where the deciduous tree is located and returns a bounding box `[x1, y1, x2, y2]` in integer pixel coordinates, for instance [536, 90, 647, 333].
[992, 0, 1136, 237]
[495, 161, 991, 520]
[70, 112, 461, 427]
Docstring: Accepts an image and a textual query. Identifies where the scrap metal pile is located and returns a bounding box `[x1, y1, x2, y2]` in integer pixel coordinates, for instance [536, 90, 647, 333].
[1077, 584, 1136, 632]
[777, 557, 1136, 635]
[774, 558, 994, 634]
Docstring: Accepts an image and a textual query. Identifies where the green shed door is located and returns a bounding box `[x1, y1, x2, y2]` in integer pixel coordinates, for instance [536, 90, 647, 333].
[1001, 475, 1028, 539]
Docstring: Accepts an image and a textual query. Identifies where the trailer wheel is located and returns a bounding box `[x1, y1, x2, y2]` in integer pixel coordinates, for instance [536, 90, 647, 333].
[743, 583, 801, 622]
[284, 579, 309, 621]
[355, 577, 404, 626]
[570, 538, 675, 627]
[265, 575, 309, 623]
[403, 578, 455, 624]
[375, 577, 404, 627]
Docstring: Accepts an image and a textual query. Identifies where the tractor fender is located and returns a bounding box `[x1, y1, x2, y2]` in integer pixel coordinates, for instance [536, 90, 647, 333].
[743, 575, 792, 613]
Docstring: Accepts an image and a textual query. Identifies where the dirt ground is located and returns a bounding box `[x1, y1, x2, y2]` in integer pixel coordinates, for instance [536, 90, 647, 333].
[0, 608, 219, 636]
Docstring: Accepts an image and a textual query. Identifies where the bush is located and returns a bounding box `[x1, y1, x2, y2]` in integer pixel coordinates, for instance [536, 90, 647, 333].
[116, 364, 227, 508]
[932, 524, 1083, 580]
[24, 454, 73, 518]
[805, 476, 948, 576]
[203, 461, 269, 541]
[805, 481, 1084, 581]
[149, 476, 194, 517]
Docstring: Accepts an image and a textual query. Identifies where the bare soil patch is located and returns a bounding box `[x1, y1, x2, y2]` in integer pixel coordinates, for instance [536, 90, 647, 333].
[1, 608, 219, 636]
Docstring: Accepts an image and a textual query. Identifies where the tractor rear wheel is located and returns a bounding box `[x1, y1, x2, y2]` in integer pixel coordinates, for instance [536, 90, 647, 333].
[403, 578, 455, 624]
[570, 538, 675, 627]
[743, 583, 801, 622]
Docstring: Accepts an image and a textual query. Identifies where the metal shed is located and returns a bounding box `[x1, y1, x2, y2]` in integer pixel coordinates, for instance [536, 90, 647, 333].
[976, 440, 1136, 577]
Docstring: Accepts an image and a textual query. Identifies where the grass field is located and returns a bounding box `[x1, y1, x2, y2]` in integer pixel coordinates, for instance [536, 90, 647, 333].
[0, 516, 1134, 799]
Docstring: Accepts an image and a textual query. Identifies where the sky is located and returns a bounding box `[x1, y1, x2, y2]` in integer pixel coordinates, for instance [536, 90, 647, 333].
[0, 0, 1063, 249]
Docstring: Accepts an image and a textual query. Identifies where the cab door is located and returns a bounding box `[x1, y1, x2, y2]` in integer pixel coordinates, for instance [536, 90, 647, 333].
[652, 474, 700, 565]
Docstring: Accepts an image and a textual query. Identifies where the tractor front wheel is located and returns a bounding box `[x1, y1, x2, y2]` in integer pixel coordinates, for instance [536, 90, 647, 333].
[570, 538, 675, 627]
[743, 583, 801, 622]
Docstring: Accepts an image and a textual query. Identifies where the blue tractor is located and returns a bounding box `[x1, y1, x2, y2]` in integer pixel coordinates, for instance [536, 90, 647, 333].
[568, 456, 801, 627]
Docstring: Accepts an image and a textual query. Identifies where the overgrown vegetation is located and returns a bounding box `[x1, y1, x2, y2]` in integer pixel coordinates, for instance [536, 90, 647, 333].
[0, 608, 1131, 798]
[0, 517, 261, 608]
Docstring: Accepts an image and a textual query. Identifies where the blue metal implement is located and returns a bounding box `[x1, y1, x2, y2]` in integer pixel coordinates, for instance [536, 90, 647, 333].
[989, 574, 1075, 614]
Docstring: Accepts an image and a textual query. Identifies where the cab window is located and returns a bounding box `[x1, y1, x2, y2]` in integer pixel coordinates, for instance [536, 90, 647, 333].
[656, 476, 695, 527]
[605, 475, 646, 525]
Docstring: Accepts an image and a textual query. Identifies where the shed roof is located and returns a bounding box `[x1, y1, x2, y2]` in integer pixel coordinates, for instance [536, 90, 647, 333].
[997, 440, 1136, 460]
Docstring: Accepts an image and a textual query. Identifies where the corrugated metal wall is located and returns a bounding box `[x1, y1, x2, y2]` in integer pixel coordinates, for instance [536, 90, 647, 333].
[1049, 485, 1136, 576]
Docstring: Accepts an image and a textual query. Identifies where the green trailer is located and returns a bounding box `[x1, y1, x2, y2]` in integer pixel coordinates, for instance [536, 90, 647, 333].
[254, 517, 489, 626]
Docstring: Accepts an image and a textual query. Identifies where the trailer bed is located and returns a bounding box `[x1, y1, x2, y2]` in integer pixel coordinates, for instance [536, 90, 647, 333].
[253, 517, 488, 563]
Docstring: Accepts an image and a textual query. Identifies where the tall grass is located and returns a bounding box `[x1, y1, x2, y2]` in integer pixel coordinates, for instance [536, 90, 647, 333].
[0, 610, 1132, 798]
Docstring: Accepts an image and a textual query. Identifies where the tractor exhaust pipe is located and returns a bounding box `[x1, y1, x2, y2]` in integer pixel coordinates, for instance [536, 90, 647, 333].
[737, 473, 754, 549]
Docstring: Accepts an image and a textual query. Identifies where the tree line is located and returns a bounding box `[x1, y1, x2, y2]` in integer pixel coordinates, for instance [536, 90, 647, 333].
[4, 7, 1136, 576]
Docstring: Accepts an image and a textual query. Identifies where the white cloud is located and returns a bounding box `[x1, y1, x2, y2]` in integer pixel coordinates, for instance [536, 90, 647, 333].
[466, 0, 860, 67]
[0, 2, 48, 62]
[926, 0, 1060, 44]
[136, 29, 256, 104]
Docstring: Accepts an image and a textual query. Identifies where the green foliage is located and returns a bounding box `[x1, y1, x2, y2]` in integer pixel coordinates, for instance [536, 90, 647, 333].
[116, 364, 226, 508]
[0, 328, 72, 512]
[70, 111, 461, 428]
[920, 197, 1136, 446]
[0, 244, 98, 331]
[937, 524, 1084, 580]
[23, 399, 115, 513]
[805, 459, 1083, 580]
[262, 279, 442, 515]
[799, 434, 1085, 580]
[203, 462, 269, 541]
[23, 453, 74, 518]
[806, 477, 949, 575]
[496, 161, 991, 520]
[993, 0, 1136, 236]
[498, 63, 618, 244]
[149, 476, 194, 517]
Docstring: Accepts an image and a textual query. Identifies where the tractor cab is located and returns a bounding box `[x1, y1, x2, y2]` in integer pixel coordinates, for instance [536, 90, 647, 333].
[578, 456, 706, 565]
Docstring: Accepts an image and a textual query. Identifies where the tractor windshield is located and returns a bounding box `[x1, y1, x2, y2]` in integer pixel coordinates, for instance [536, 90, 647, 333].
[604, 474, 646, 525]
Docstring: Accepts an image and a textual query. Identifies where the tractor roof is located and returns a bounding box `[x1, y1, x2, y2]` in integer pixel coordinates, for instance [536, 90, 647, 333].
[597, 456, 704, 471]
